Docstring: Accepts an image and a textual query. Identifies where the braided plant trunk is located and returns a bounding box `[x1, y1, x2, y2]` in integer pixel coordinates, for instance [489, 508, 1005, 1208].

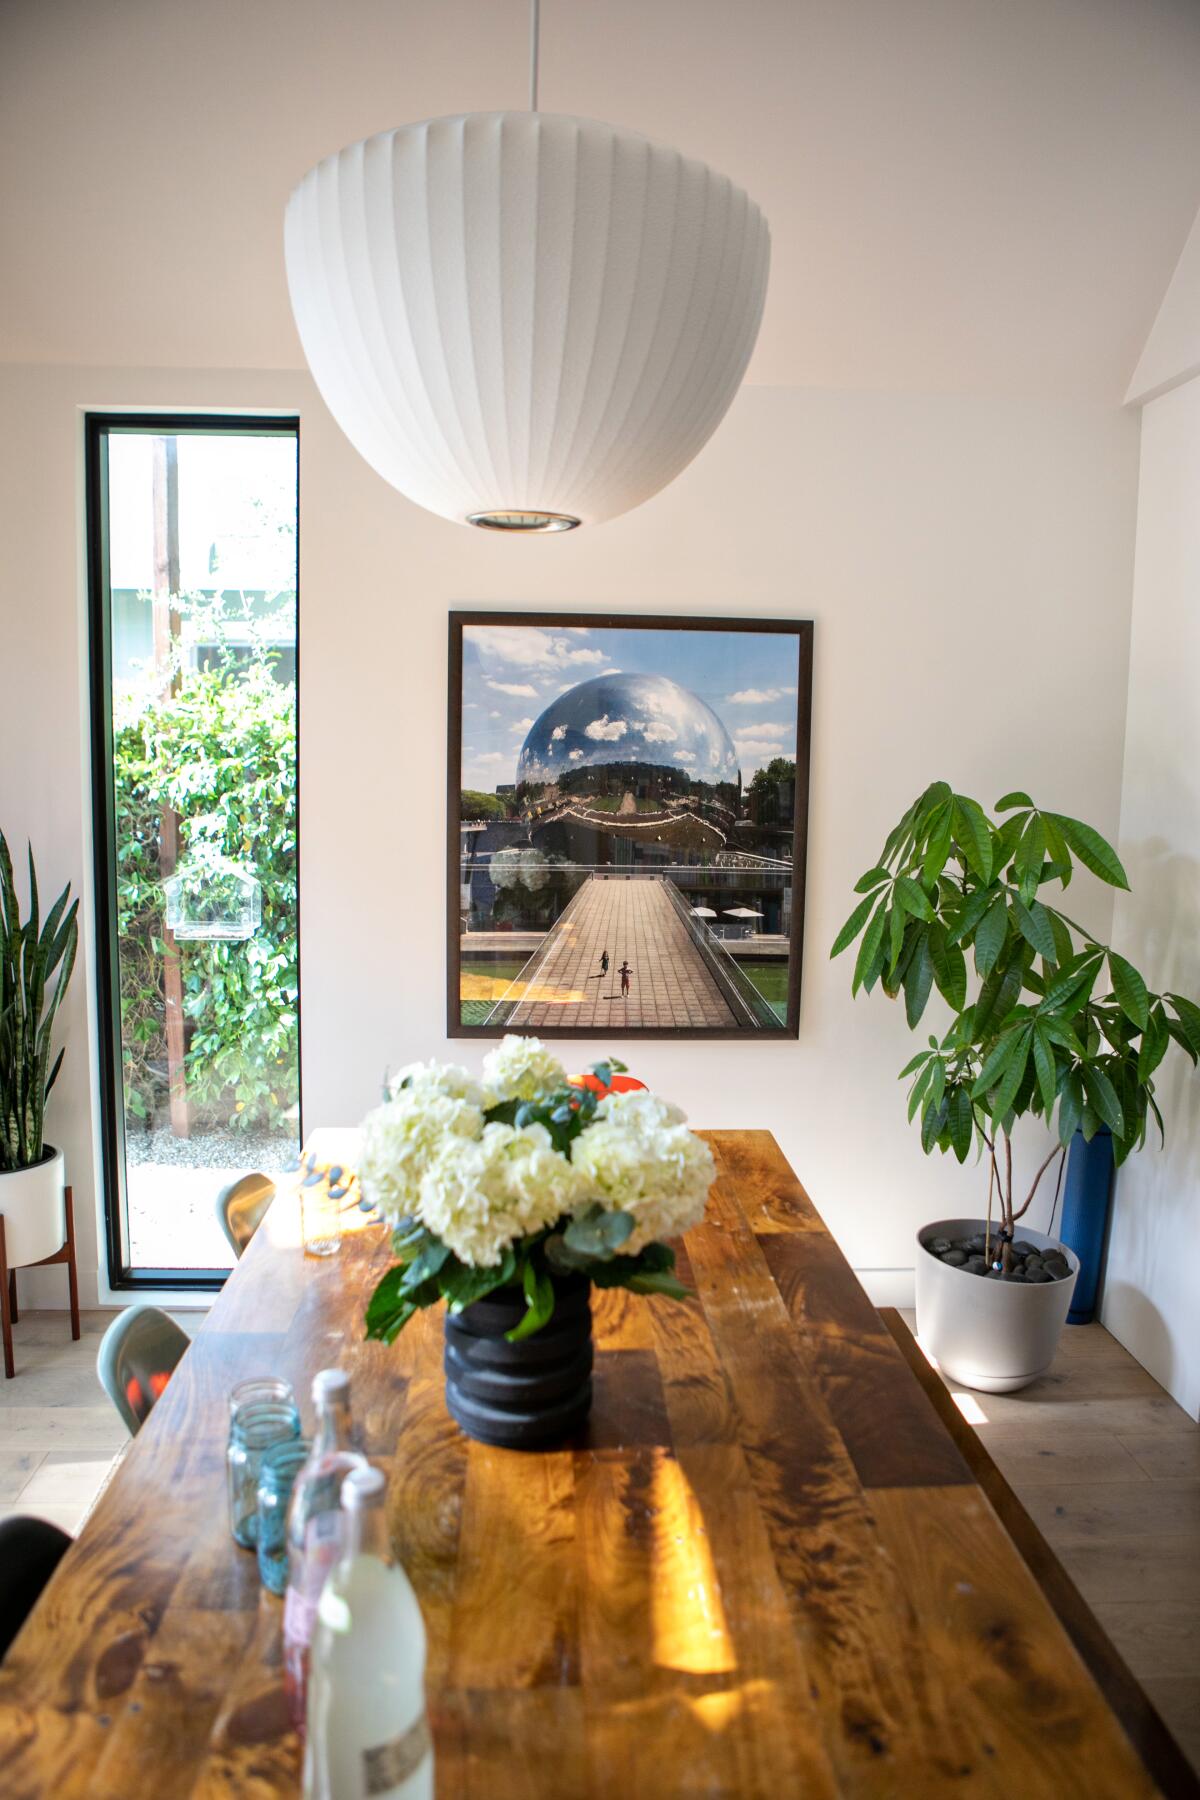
[0, 833, 78, 1173]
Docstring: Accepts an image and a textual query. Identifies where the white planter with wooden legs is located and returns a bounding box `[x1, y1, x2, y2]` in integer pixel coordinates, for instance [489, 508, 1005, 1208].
[0, 1146, 79, 1378]
[915, 1217, 1080, 1393]
[0, 1145, 66, 1266]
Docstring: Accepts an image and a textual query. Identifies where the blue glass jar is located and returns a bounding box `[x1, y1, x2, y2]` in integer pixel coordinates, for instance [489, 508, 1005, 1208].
[227, 1399, 301, 1548]
[256, 1437, 312, 1595]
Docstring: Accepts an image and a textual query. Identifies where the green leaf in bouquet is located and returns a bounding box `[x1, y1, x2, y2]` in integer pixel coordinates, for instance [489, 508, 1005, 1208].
[544, 1232, 592, 1274]
[391, 1219, 433, 1263]
[483, 1097, 521, 1126]
[588, 1241, 692, 1300]
[441, 1256, 515, 1313]
[626, 1268, 691, 1299]
[563, 1202, 635, 1260]
[402, 1238, 452, 1288]
[505, 1259, 557, 1342]
[365, 1265, 433, 1343]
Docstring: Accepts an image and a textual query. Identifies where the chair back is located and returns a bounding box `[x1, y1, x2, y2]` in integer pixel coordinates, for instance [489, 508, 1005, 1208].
[0, 1515, 71, 1661]
[215, 1171, 275, 1259]
[96, 1304, 190, 1435]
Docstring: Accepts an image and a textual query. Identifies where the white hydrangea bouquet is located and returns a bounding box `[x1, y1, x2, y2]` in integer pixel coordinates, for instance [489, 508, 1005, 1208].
[360, 1036, 715, 1345]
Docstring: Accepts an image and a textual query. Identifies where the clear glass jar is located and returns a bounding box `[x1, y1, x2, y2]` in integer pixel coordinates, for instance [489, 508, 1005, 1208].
[229, 1376, 295, 1417]
[227, 1399, 301, 1548]
[257, 1437, 313, 1595]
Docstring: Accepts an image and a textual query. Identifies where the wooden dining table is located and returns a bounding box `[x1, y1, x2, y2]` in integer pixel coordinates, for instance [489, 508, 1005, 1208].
[0, 1130, 1180, 1797]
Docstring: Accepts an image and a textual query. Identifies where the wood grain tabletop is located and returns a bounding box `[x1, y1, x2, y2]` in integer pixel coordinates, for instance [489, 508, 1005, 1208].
[0, 1130, 1166, 1797]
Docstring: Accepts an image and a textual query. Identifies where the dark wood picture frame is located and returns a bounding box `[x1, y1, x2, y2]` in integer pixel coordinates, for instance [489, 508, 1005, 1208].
[447, 610, 813, 1040]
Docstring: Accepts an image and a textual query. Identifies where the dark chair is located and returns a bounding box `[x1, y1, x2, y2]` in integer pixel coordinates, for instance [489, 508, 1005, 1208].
[0, 1515, 72, 1661]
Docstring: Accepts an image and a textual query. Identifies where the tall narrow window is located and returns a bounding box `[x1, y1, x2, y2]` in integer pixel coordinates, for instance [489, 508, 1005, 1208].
[88, 416, 300, 1286]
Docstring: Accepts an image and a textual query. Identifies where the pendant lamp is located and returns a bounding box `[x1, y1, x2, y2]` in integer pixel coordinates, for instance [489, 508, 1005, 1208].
[284, 5, 769, 530]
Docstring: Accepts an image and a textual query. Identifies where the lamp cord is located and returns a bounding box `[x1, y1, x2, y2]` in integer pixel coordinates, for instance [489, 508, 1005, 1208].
[530, 0, 540, 110]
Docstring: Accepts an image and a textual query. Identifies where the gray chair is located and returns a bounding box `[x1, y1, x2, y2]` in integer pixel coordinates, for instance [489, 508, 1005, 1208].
[215, 1171, 276, 1260]
[96, 1304, 190, 1436]
[0, 1515, 72, 1661]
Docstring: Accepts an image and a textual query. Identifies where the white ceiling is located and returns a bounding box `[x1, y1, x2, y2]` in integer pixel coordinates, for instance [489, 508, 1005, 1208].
[3, 0, 1199, 399]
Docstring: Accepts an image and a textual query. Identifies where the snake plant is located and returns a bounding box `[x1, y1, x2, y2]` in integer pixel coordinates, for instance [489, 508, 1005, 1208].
[0, 832, 78, 1172]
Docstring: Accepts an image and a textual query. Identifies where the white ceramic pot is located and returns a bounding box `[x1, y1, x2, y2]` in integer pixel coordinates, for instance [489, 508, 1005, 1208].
[0, 1145, 67, 1269]
[914, 1216, 1079, 1393]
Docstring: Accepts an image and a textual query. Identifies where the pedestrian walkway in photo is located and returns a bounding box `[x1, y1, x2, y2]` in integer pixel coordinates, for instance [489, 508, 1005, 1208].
[503, 876, 738, 1029]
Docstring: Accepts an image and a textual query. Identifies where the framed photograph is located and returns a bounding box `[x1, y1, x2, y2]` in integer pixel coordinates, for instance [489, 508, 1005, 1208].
[448, 611, 813, 1039]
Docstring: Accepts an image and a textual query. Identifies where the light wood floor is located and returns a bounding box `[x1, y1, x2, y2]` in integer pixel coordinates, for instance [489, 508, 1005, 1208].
[1, 1307, 1197, 1775]
[0, 1308, 194, 1536]
[900, 1308, 1200, 1776]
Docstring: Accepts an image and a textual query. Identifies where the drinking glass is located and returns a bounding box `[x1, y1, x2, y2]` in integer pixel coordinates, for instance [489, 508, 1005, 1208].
[256, 1437, 312, 1595]
[301, 1173, 342, 1258]
[227, 1399, 302, 1548]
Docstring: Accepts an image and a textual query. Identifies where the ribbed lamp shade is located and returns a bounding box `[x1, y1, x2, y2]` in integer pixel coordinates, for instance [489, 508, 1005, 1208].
[284, 112, 770, 529]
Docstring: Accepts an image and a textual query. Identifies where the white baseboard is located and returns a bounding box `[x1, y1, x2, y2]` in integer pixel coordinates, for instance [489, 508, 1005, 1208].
[853, 1267, 916, 1310]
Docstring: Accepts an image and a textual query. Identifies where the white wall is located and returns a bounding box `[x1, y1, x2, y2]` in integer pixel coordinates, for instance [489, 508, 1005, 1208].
[1102, 375, 1200, 1421]
[0, 362, 1140, 1307]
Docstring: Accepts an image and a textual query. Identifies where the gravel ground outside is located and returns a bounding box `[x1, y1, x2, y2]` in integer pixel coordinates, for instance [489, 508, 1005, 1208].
[125, 1127, 299, 1269]
[125, 1127, 298, 1173]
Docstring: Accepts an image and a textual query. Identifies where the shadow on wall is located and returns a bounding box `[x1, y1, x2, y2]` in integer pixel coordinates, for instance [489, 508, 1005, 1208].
[1119, 827, 1200, 1001]
[1102, 828, 1200, 1416]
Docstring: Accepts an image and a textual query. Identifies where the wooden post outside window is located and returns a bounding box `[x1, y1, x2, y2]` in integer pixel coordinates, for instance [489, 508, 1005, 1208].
[152, 435, 190, 1139]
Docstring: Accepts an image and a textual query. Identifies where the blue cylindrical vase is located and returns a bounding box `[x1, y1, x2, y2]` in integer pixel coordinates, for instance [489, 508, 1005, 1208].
[1059, 1127, 1113, 1324]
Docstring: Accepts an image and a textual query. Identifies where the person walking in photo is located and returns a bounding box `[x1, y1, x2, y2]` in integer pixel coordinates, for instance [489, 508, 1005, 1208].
[618, 960, 632, 997]
[600, 949, 609, 977]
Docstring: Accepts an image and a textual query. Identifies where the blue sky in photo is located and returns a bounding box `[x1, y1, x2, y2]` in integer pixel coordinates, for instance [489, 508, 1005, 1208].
[461, 621, 801, 792]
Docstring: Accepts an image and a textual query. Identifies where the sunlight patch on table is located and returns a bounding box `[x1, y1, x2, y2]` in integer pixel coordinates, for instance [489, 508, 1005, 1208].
[651, 1457, 736, 1677]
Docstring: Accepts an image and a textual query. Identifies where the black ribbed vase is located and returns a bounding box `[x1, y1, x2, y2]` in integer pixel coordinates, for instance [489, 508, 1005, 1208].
[443, 1276, 593, 1449]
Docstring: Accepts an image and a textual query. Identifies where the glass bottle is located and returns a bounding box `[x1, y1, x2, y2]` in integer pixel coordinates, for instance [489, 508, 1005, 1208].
[303, 1466, 433, 1800]
[283, 1370, 367, 1727]
[227, 1398, 301, 1548]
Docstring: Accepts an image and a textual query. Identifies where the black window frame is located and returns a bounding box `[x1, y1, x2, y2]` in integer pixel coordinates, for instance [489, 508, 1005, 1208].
[86, 411, 302, 1291]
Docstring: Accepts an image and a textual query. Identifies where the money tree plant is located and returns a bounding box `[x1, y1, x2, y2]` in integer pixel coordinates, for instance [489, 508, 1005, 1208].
[831, 783, 1200, 1259]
